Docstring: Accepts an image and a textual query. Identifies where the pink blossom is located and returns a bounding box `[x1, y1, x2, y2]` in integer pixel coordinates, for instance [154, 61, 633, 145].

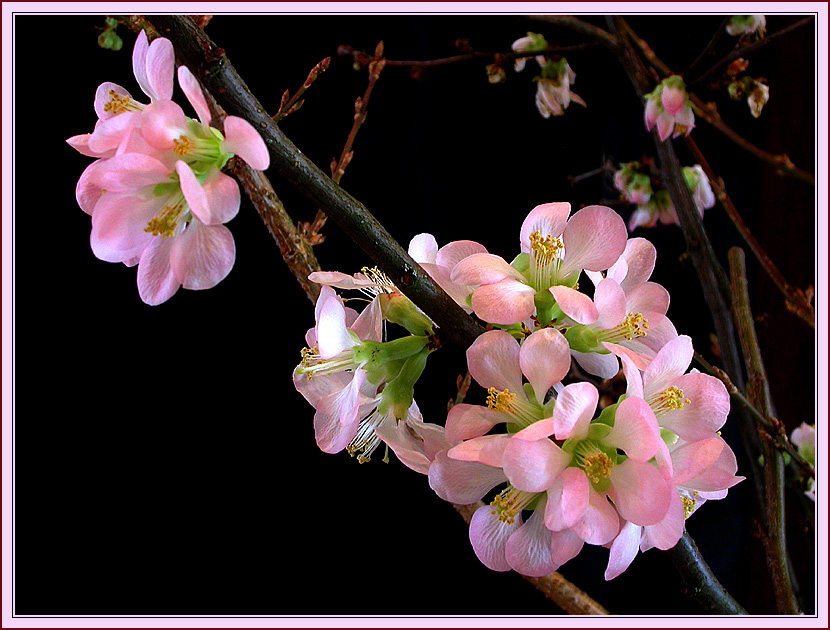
[451, 202, 627, 325]
[408, 233, 488, 313]
[644, 77, 695, 142]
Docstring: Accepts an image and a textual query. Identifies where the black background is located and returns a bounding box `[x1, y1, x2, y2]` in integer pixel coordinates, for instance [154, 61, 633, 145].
[13, 13, 816, 616]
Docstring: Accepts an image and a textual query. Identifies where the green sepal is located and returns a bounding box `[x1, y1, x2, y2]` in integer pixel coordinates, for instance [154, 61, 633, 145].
[564, 324, 602, 354]
[594, 401, 619, 427]
[587, 422, 613, 441]
[377, 349, 430, 420]
[511, 252, 530, 274]
[661, 427, 679, 447]
[353, 335, 429, 372]
[379, 293, 435, 336]
[534, 290, 556, 327]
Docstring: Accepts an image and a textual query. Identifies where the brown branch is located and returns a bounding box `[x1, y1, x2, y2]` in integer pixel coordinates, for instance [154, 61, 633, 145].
[728, 247, 801, 614]
[684, 136, 815, 328]
[528, 15, 620, 50]
[619, 20, 815, 187]
[452, 502, 610, 615]
[688, 16, 815, 87]
[273, 56, 331, 123]
[682, 17, 731, 79]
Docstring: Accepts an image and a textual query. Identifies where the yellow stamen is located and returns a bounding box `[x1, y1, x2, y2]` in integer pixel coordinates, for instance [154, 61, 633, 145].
[582, 452, 614, 484]
[649, 385, 691, 415]
[490, 486, 536, 524]
[486, 387, 516, 411]
[599, 312, 649, 344]
[173, 135, 194, 156]
[145, 201, 186, 237]
[528, 230, 565, 290]
[103, 89, 144, 115]
[682, 495, 696, 519]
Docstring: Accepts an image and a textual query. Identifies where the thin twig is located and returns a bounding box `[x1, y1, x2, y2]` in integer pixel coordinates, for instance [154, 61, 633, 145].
[147, 15, 486, 351]
[452, 503, 610, 615]
[729, 247, 801, 614]
[273, 56, 331, 123]
[688, 16, 815, 87]
[682, 17, 731, 79]
[693, 352, 815, 477]
[618, 19, 815, 187]
[684, 136, 815, 328]
[304, 43, 386, 243]
[528, 15, 620, 50]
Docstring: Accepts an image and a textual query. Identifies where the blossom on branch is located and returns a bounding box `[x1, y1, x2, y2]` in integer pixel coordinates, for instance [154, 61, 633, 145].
[644, 76, 695, 141]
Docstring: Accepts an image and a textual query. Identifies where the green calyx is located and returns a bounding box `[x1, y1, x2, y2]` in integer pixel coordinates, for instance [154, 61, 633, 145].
[564, 324, 604, 354]
[379, 292, 435, 336]
[377, 348, 431, 420]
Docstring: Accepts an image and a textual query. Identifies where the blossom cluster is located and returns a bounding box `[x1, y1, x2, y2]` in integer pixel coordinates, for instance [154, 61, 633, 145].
[293, 201, 743, 581]
[614, 161, 716, 231]
[67, 31, 269, 305]
[644, 76, 695, 142]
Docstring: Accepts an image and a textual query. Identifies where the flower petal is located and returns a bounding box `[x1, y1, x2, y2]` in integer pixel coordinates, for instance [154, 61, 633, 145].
[643, 334, 694, 396]
[560, 467, 590, 528]
[451, 253, 523, 286]
[144, 35, 175, 101]
[176, 161, 212, 224]
[505, 500, 559, 577]
[471, 280, 536, 325]
[550, 528, 585, 566]
[609, 459, 672, 526]
[177, 65, 211, 125]
[448, 434, 509, 468]
[200, 169, 242, 225]
[137, 234, 181, 305]
[466, 330, 524, 393]
[550, 285, 598, 325]
[606, 396, 662, 462]
[93, 82, 133, 120]
[469, 505, 521, 572]
[553, 381, 598, 441]
[641, 489, 685, 551]
[435, 240, 488, 270]
[222, 116, 270, 171]
[658, 372, 730, 441]
[169, 221, 236, 291]
[502, 437, 570, 492]
[520, 328, 571, 405]
[605, 521, 642, 580]
[446, 403, 503, 443]
[408, 233, 438, 264]
[593, 278, 627, 330]
[428, 450, 507, 504]
[560, 205, 628, 275]
[519, 202, 571, 252]
[570, 490, 620, 545]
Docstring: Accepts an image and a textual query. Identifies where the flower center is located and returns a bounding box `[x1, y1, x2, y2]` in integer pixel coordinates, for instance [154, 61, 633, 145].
[598, 312, 649, 343]
[297, 347, 360, 379]
[682, 494, 697, 519]
[485, 387, 540, 428]
[103, 89, 144, 115]
[574, 442, 614, 484]
[490, 486, 537, 524]
[347, 410, 386, 464]
[648, 385, 691, 415]
[145, 197, 188, 238]
[357, 266, 398, 297]
[528, 230, 564, 290]
[173, 135, 195, 156]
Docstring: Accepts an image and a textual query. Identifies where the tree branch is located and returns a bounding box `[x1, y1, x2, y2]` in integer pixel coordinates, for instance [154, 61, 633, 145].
[146, 14, 486, 350]
[728, 248, 801, 614]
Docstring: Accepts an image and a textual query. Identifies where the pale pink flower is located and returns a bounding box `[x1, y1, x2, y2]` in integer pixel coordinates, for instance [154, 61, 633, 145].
[644, 77, 695, 142]
[511, 32, 548, 72]
[408, 233, 488, 313]
[451, 202, 627, 325]
[534, 59, 586, 118]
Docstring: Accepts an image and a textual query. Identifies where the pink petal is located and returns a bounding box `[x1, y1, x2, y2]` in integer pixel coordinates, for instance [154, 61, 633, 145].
[176, 161, 211, 224]
[200, 169, 242, 225]
[502, 438, 570, 492]
[469, 505, 521, 572]
[570, 490, 620, 545]
[658, 372, 730, 441]
[505, 502, 559, 577]
[448, 434, 509, 468]
[140, 100, 189, 151]
[571, 350, 620, 381]
[560, 467, 590, 528]
[466, 330, 524, 393]
[625, 281, 670, 324]
[609, 459, 672, 526]
[308, 271, 377, 291]
[661, 85, 686, 115]
[222, 116, 270, 171]
[315, 291, 358, 358]
[169, 221, 236, 291]
[131, 30, 150, 98]
[641, 489, 685, 551]
[67, 134, 108, 159]
[519, 202, 571, 252]
[519, 328, 571, 405]
[94, 82, 133, 120]
[88, 151, 169, 191]
[605, 521, 642, 580]
[143, 34, 175, 100]
[644, 97, 660, 131]
[655, 110, 674, 142]
[471, 280, 536, 325]
[446, 404, 503, 443]
[407, 233, 438, 263]
[614, 348, 645, 399]
[137, 234, 181, 305]
[90, 192, 158, 262]
[513, 417, 556, 441]
[553, 382, 598, 441]
[643, 334, 694, 396]
[606, 396, 662, 462]
[419, 263, 474, 312]
[550, 528, 585, 565]
[671, 437, 725, 486]
[428, 450, 507, 504]
[680, 437, 743, 492]
[313, 373, 364, 453]
[549, 285, 598, 325]
[350, 295, 383, 343]
[593, 278, 627, 330]
[435, 240, 488, 270]
[177, 65, 211, 125]
[451, 253, 523, 286]
[560, 205, 628, 276]
[75, 162, 104, 214]
[87, 112, 141, 155]
[610, 237, 656, 292]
